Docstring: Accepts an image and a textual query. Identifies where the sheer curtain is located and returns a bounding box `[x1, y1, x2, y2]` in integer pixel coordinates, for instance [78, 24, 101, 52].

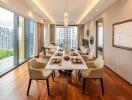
[34, 23, 38, 57]
[77, 24, 84, 47]
[44, 22, 50, 45]
[37, 23, 44, 54]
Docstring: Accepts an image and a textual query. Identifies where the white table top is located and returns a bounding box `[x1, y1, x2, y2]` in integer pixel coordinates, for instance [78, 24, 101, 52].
[45, 50, 88, 70]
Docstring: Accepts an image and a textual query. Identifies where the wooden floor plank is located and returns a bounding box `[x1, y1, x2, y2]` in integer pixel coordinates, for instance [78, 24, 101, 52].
[0, 63, 132, 100]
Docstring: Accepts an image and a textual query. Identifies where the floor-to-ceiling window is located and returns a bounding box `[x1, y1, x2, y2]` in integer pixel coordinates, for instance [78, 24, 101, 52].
[0, 7, 14, 75]
[19, 16, 25, 63]
[0, 7, 37, 76]
[29, 20, 36, 57]
[56, 26, 78, 48]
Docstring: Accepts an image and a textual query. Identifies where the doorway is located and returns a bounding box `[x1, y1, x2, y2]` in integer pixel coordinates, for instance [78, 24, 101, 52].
[96, 18, 104, 58]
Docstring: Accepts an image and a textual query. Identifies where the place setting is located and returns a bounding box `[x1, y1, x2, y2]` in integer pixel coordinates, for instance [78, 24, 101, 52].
[71, 57, 82, 64]
[55, 52, 63, 56]
[70, 52, 78, 56]
[50, 58, 62, 65]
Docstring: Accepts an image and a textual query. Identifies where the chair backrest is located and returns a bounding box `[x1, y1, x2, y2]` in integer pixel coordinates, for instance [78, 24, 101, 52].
[80, 46, 86, 52]
[39, 52, 45, 58]
[87, 52, 94, 59]
[41, 47, 46, 55]
[94, 56, 104, 68]
[28, 58, 40, 69]
[27, 58, 44, 79]
[88, 56, 104, 78]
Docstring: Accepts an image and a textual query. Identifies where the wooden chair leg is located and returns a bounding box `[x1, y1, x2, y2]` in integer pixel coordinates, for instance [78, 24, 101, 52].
[79, 74, 81, 81]
[52, 73, 54, 81]
[83, 78, 86, 94]
[100, 78, 104, 95]
[54, 71, 55, 77]
[46, 79, 50, 96]
[27, 79, 32, 95]
[78, 70, 80, 77]
[36, 80, 38, 82]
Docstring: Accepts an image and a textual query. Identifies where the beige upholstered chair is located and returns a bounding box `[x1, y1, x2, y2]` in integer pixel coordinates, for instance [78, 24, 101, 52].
[78, 52, 94, 78]
[27, 58, 54, 96]
[44, 44, 56, 54]
[80, 56, 104, 95]
[81, 52, 94, 61]
[79, 46, 90, 55]
[39, 52, 51, 60]
[47, 48, 56, 54]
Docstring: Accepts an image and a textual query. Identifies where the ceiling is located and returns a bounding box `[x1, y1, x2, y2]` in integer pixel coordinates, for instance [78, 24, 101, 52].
[25, 0, 118, 24]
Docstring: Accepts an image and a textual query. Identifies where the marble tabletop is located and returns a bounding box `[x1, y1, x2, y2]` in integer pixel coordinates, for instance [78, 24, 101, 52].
[45, 49, 88, 70]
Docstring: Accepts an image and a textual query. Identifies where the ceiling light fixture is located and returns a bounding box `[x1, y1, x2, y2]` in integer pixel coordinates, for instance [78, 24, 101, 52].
[64, 0, 69, 26]
[32, 0, 55, 23]
[64, 12, 69, 26]
[77, 0, 100, 24]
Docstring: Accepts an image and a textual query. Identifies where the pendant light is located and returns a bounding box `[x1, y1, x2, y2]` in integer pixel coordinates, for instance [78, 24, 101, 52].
[64, 0, 69, 26]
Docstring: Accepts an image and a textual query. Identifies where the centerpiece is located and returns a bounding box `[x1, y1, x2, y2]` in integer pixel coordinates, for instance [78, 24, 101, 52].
[63, 43, 70, 61]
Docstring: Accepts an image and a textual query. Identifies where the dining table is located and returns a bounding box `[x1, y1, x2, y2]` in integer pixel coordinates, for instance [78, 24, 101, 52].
[45, 48, 88, 82]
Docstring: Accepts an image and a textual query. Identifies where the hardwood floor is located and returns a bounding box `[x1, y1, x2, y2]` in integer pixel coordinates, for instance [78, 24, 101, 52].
[0, 62, 132, 100]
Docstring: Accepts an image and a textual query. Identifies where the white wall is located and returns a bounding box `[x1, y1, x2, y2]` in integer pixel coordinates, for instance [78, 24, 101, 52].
[85, 0, 132, 84]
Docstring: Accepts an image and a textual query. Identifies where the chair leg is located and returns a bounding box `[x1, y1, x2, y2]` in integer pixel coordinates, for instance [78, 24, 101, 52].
[78, 70, 80, 77]
[83, 78, 86, 94]
[52, 73, 54, 81]
[54, 71, 55, 77]
[46, 79, 50, 96]
[100, 78, 104, 95]
[79, 74, 81, 81]
[27, 79, 32, 95]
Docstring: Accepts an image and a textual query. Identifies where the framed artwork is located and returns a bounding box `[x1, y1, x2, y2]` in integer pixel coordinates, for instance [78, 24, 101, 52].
[90, 35, 94, 45]
[113, 19, 132, 51]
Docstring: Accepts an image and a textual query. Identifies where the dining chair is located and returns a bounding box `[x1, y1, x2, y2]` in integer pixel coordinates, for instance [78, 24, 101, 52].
[79, 46, 90, 55]
[81, 52, 94, 61]
[78, 52, 94, 78]
[39, 52, 51, 60]
[39, 52, 56, 77]
[47, 48, 56, 54]
[41, 47, 53, 56]
[79, 56, 104, 95]
[27, 58, 54, 96]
